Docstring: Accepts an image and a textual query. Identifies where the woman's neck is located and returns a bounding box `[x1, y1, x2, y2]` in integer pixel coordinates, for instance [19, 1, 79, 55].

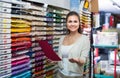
[68, 32, 81, 37]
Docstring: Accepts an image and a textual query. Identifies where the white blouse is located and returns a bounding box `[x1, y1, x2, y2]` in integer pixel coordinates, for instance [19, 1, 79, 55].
[61, 45, 73, 58]
[60, 45, 81, 76]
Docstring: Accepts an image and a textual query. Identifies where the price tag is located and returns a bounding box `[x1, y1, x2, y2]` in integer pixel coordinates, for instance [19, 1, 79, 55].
[0, 59, 11, 66]
[0, 7, 11, 13]
[0, 64, 11, 71]
[0, 68, 11, 76]
[0, 34, 11, 38]
[0, 54, 11, 61]
[0, 44, 11, 49]
[0, 29, 11, 33]
[0, 39, 11, 44]
[0, 49, 11, 55]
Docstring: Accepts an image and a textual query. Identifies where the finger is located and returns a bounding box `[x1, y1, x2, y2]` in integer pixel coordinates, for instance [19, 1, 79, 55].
[47, 59, 52, 62]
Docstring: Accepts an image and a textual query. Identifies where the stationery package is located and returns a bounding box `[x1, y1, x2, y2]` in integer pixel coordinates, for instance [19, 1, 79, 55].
[95, 32, 118, 46]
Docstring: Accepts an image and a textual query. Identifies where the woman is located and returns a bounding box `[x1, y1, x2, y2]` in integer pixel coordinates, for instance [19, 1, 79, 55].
[56, 11, 90, 78]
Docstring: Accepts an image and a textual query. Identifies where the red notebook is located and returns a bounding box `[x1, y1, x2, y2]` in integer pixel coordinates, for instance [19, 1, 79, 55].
[38, 40, 61, 61]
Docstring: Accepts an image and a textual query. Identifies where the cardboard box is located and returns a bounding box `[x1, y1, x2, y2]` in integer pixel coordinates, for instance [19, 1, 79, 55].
[96, 32, 118, 46]
[89, 0, 99, 13]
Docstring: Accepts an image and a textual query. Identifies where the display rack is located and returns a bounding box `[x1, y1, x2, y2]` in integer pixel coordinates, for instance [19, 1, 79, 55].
[79, 0, 92, 78]
[93, 45, 118, 78]
[0, 0, 69, 78]
[91, 12, 119, 78]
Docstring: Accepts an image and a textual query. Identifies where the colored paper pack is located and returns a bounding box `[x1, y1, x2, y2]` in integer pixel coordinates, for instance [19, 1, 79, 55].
[11, 32, 30, 37]
[12, 37, 31, 42]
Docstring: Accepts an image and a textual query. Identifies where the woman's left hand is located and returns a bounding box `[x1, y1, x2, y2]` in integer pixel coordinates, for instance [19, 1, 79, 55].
[69, 58, 85, 66]
[69, 58, 79, 63]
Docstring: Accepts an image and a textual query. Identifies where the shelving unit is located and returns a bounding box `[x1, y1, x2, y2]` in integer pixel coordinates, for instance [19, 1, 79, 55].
[79, 0, 92, 78]
[90, 0, 120, 77]
[91, 13, 119, 78]
[0, 0, 69, 78]
[93, 45, 118, 78]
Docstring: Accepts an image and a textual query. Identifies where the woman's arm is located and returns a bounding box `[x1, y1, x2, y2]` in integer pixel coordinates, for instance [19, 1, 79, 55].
[69, 36, 90, 66]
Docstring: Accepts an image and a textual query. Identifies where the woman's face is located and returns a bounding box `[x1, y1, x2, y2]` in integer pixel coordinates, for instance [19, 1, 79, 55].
[67, 15, 80, 32]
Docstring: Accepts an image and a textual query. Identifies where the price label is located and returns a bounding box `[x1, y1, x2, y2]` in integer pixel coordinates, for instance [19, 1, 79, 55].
[0, 34, 11, 38]
[0, 68, 11, 76]
[0, 39, 11, 44]
[0, 7, 11, 13]
[0, 64, 11, 71]
[0, 59, 11, 66]
[0, 29, 11, 33]
[0, 49, 11, 55]
[0, 18, 11, 24]
[0, 44, 11, 49]
[0, 54, 11, 61]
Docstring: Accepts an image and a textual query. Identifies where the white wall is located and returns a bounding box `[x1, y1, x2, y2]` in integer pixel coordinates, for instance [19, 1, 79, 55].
[28, 0, 70, 10]
[98, 0, 120, 14]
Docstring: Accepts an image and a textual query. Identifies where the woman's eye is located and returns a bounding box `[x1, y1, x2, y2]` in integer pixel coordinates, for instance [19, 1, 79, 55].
[68, 20, 78, 23]
[74, 21, 78, 23]
[68, 20, 72, 23]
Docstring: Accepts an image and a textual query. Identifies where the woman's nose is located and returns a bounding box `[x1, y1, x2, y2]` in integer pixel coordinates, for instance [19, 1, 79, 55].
[71, 22, 75, 25]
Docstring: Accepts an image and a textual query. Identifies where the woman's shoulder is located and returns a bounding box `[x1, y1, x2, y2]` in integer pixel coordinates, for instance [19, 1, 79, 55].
[81, 34, 89, 40]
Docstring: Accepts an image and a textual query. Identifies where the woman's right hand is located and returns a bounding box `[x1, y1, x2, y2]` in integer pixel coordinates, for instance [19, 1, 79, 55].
[47, 59, 58, 65]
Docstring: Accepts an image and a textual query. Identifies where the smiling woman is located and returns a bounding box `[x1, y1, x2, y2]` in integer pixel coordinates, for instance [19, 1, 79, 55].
[56, 11, 90, 78]
[66, 15, 80, 33]
[66, 11, 82, 34]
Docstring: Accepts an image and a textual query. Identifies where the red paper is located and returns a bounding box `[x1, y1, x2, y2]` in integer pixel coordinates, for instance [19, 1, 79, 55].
[38, 40, 61, 61]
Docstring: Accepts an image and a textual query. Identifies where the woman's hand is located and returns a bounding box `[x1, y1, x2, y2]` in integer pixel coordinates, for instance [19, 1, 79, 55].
[69, 58, 84, 66]
[47, 59, 58, 65]
[69, 58, 79, 63]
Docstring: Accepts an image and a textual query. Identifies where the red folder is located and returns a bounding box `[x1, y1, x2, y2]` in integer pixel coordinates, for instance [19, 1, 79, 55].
[38, 40, 61, 61]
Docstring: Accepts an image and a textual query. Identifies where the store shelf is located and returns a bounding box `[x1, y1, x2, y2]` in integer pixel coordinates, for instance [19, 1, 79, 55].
[0, 0, 70, 78]
[95, 74, 114, 78]
[93, 45, 118, 49]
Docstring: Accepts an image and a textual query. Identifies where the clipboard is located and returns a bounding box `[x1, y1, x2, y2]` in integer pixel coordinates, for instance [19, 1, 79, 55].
[38, 40, 61, 61]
